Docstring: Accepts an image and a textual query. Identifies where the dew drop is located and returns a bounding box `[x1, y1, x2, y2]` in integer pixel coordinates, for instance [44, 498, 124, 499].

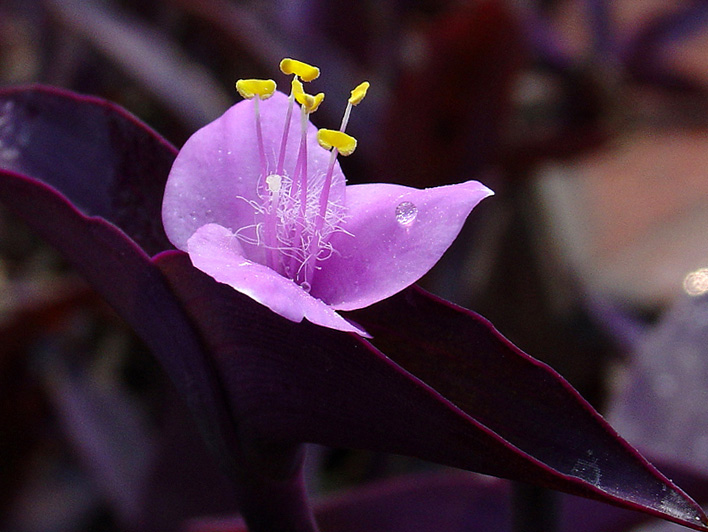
[395, 201, 418, 226]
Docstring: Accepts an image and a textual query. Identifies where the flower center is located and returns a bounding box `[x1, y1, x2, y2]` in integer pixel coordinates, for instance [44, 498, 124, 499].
[235, 59, 369, 291]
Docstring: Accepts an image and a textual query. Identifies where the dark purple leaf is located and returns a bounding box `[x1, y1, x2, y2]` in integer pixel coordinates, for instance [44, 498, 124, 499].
[561, 459, 708, 532]
[1, 85, 707, 531]
[184, 463, 708, 532]
[0, 86, 317, 532]
[0, 85, 172, 254]
[155, 251, 708, 530]
[350, 286, 708, 529]
[0, 88, 230, 451]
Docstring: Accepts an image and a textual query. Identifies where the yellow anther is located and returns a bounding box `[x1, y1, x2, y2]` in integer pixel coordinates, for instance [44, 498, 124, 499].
[280, 58, 320, 82]
[307, 92, 325, 113]
[291, 78, 305, 98]
[317, 129, 357, 156]
[292, 78, 325, 113]
[235, 79, 276, 100]
[348, 81, 370, 105]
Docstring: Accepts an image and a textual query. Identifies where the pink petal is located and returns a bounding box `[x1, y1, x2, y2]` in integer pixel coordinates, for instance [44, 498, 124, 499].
[310, 181, 493, 310]
[162, 91, 346, 261]
[187, 223, 367, 336]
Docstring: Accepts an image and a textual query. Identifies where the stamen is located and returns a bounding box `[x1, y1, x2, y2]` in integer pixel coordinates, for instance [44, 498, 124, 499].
[314, 130, 356, 231]
[276, 92, 295, 175]
[276, 60, 319, 174]
[317, 129, 357, 156]
[289, 103, 310, 282]
[235, 78, 277, 187]
[235, 79, 276, 100]
[349, 81, 370, 106]
[340, 81, 369, 132]
[265, 173, 281, 193]
[252, 98, 268, 187]
[279, 58, 320, 82]
[263, 172, 281, 271]
[297, 105, 309, 219]
[288, 83, 327, 285]
[235, 78, 280, 269]
[292, 78, 325, 113]
[315, 82, 369, 226]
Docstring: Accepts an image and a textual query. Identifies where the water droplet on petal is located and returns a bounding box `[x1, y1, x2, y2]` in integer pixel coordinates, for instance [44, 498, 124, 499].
[395, 201, 418, 226]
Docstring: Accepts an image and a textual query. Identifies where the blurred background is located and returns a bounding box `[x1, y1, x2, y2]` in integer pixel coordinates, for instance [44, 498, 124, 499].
[3, 0, 708, 530]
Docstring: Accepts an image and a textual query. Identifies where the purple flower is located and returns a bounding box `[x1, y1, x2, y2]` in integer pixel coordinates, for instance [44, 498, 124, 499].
[161, 62, 492, 335]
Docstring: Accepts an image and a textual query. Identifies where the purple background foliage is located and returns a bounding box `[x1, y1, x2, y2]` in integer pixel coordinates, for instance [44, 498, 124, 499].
[3, 1, 708, 531]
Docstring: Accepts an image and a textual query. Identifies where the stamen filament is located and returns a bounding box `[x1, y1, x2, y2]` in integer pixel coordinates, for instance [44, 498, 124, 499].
[252, 96, 279, 270]
[298, 105, 309, 220]
[315, 82, 368, 222]
[310, 82, 368, 266]
[236, 78, 276, 196]
[263, 173, 280, 272]
[340, 102, 353, 133]
[276, 92, 295, 175]
[287, 104, 310, 282]
[342, 81, 369, 131]
[317, 149, 339, 223]
[315, 129, 356, 227]
[252, 97, 268, 187]
[277, 59, 320, 174]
